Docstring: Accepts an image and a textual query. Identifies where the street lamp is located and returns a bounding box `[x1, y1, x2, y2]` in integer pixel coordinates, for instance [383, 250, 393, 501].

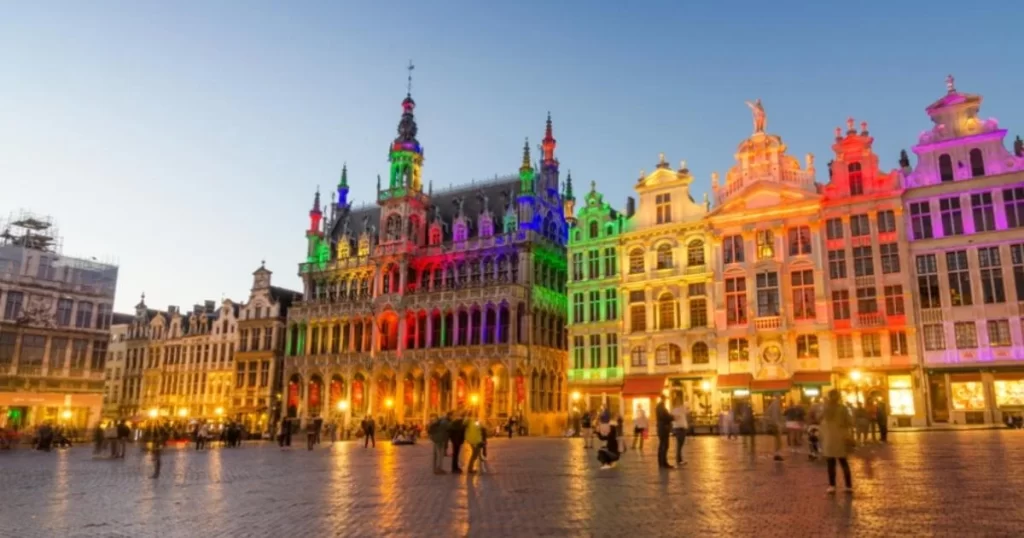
[61, 409, 72, 421]
[177, 408, 189, 418]
[337, 400, 348, 412]
[469, 393, 480, 405]
[850, 369, 863, 404]
[385, 398, 394, 409]
[147, 408, 159, 419]
[214, 407, 224, 417]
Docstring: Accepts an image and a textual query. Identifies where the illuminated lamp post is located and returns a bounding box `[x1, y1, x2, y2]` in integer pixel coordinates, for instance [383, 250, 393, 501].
[700, 380, 712, 420]
[850, 369, 863, 405]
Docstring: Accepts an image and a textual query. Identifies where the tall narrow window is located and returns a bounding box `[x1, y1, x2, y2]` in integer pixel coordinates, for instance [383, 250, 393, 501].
[589, 335, 601, 368]
[890, 332, 909, 356]
[572, 293, 584, 323]
[796, 335, 819, 358]
[728, 338, 749, 362]
[589, 220, 599, 239]
[856, 287, 878, 314]
[689, 298, 707, 328]
[756, 272, 779, 317]
[848, 162, 863, 195]
[835, 335, 853, 359]
[917, 255, 942, 309]
[923, 324, 945, 350]
[853, 246, 874, 277]
[725, 277, 747, 325]
[572, 336, 585, 369]
[655, 193, 672, 224]
[605, 289, 618, 320]
[656, 244, 673, 270]
[884, 285, 905, 316]
[832, 290, 851, 320]
[826, 218, 844, 240]
[603, 247, 617, 277]
[987, 320, 1011, 347]
[628, 249, 644, 274]
[606, 334, 619, 368]
[687, 240, 705, 266]
[939, 154, 954, 182]
[850, 214, 870, 237]
[828, 250, 847, 280]
[788, 226, 811, 256]
[971, 192, 995, 232]
[862, 333, 882, 357]
[946, 250, 972, 306]
[939, 197, 964, 236]
[658, 294, 676, 330]
[877, 210, 896, 234]
[791, 270, 815, 320]
[978, 246, 1006, 304]
[588, 290, 601, 322]
[629, 290, 646, 333]
[587, 250, 600, 279]
[630, 347, 646, 367]
[879, 243, 900, 274]
[969, 148, 985, 177]
[723, 235, 744, 264]
[910, 201, 933, 239]
[1004, 187, 1024, 229]
[571, 253, 583, 281]
[691, 342, 709, 364]
[1011, 244, 1024, 302]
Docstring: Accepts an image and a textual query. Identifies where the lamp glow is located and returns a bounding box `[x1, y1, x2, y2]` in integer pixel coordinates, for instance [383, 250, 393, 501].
[148, 408, 158, 419]
[700, 380, 711, 392]
[469, 393, 479, 405]
[214, 407, 224, 416]
[385, 398, 394, 409]
[571, 391, 581, 402]
[177, 408, 189, 418]
[338, 400, 349, 411]
[61, 409, 72, 420]
[850, 370, 863, 383]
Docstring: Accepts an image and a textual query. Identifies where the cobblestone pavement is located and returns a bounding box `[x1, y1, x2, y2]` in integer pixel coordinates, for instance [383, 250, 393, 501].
[1, 430, 1023, 537]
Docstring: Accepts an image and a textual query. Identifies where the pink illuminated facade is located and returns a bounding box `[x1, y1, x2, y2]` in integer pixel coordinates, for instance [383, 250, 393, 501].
[903, 77, 1024, 425]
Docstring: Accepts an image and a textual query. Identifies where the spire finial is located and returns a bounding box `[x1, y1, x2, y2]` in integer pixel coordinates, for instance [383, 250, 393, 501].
[846, 117, 855, 132]
[339, 162, 348, 187]
[260, 259, 265, 268]
[312, 186, 321, 213]
[946, 73, 956, 93]
[564, 170, 574, 199]
[407, 60, 415, 96]
[590, 179, 596, 193]
[520, 137, 532, 172]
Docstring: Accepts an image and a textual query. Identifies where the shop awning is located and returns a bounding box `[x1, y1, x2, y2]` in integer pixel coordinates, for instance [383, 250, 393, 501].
[622, 376, 667, 396]
[751, 379, 793, 393]
[993, 372, 1024, 380]
[717, 373, 753, 391]
[792, 371, 832, 386]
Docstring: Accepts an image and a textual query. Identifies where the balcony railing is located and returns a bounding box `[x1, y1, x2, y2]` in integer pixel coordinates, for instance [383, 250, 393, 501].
[68, 368, 85, 377]
[754, 316, 780, 330]
[858, 312, 885, 327]
[920, 308, 943, 324]
[685, 264, 707, 275]
[16, 365, 43, 376]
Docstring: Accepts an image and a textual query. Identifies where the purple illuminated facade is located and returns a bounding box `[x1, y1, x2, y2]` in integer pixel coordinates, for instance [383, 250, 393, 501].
[903, 77, 1024, 425]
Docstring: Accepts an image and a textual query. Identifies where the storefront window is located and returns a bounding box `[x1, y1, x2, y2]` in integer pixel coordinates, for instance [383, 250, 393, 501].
[994, 380, 1024, 407]
[950, 382, 986, 410]
[887, 375, 915, 416]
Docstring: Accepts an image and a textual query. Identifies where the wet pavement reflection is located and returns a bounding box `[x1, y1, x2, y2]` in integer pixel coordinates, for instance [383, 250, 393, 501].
[1, 431, 1022, 537]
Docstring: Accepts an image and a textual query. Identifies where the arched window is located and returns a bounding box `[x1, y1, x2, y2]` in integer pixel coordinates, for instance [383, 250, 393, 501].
[655, 344, 682, 365]
[589, 220, 599, 239]
[691, 342, 709, 364]
[848, 162, 863, 195]
[429, 226, 442, 246]
[628, 249, 645, 274]
[385, 214, 403, 241]
[687, 240, 705, 266]
[573, 229, 581, 242]
[969, 148, 985, 177]
[454, 222, 468, 242]
[938, 154, 954, 182]
[658, 293, 676, 330]
[656, 244, 673, 270]
[630, 346, 646, 367]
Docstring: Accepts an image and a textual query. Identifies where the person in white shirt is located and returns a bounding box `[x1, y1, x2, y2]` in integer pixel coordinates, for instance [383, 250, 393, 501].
[632, 409, 648, 452]
[671, 399, 690, 466]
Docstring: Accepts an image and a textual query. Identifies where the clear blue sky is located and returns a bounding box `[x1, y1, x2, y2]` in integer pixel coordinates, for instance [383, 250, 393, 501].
[2, 1, 1021, 313]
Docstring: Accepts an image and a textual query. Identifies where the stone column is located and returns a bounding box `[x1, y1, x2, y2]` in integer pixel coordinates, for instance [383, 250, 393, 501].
[509, 304, 518, 345]
[395, 371, 406, 423]
[453, 312, 461, 346]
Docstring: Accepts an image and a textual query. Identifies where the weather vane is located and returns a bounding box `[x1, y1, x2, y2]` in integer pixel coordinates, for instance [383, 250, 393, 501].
[407, 60, 415, 95]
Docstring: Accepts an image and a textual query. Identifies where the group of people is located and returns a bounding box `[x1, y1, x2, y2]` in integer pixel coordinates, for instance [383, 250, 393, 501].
[94, 420, 131, 457]
[427, 411, 490, 475]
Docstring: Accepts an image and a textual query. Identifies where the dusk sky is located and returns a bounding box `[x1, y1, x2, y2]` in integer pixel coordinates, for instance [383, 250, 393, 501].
[2, 1, 1021, 313]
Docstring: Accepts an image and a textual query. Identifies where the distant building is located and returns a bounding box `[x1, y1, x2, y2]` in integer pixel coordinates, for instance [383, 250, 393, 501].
[0, 211, 118, 431]
[101, 312, 134, 419]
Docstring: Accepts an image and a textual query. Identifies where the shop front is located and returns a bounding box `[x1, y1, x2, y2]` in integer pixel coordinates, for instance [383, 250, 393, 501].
[839, 368, 923, 427]
[926, 369, 1024, 426]
[993, 372, 1024, 425]
[0, 392, 102, 432]
[621, 375, 667, 423]
[666, 375, 715, 426]
[791, 371, 832, 403]
[716, 373, 753, 414]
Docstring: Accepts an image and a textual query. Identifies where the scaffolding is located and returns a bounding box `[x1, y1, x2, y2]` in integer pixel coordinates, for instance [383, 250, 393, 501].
[0, 210, 63, 254]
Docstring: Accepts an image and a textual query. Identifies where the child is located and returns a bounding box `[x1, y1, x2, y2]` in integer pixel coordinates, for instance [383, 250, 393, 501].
[596, 424, 621, 470]
[806, 424, 821, 461]
[478, 425, 491, 474]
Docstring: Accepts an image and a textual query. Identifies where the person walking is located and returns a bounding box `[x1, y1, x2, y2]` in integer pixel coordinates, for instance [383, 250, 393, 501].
[821, 389, 854, 494]
[876, 398, 889, 443]
[306, 420, 317, 450]
[854, 402, 869, 445]
[363, 416, 376, 448]
[671, 397, 690, 467]
[581, 410, 593, 449]
[449, 413, 467, 474]
[632, 409, 648, 452]
[278, 417, 292, 449]
[428, 413, 451, 474]
[783, 400, 806, 453]
[765, 396, 784, 461]
[655, 397, 674, 469]
[465, 417, 484, 474]
[116, 420, 131, 458]
[329, 422, 337, 445]
[150, 424, 167, 479]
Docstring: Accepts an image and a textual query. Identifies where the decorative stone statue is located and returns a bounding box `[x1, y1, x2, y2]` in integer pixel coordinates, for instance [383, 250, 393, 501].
[453, 196, 466, 216]
[745, 98, 767, 133]
[477, 190, 490, 212]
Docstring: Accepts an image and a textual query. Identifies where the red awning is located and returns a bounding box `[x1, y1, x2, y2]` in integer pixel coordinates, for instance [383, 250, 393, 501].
[716, 373, 753, 390]
[751, 379, 793, 393]
[622, 376, 667, 396]
[792, 371, 832, 385]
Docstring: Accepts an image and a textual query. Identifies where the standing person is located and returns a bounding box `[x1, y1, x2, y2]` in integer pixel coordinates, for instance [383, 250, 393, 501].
[150, 424, 167, 479]
[671, 397, 690, 467]
[428, 413, 450, 474]
[615, 415, 625, 453]
[865, 399, 878, 442]
[740, 402, 755, 448]
[783, 400, 806, 453]
[313, 416, 323, 445]
[726, 407, 738, 440]
[581, 410, 593, 449]
[854, 403, 869, 445]
[876, 398, 889, 443]
[278, 417, 292, 449]
[105, 421, 118, 457]
[92, 422, 105, 455]
[821, 389, 853, 493]
[465, 417, 484, 473]
[329, 422, 337, 445]
[655, 397, 674, 469]
[632, 409, 648, 452]
[116, 420, 131, 458]
[306, 420, 317, 450]
[449, 412, 467, 474]
[765, 396, 784, 461]
[363, 416, 376, 448]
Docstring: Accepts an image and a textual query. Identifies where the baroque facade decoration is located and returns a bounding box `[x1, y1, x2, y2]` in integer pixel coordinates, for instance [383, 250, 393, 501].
[284, 87, 570, 434]
[902, 77, 1024, 425]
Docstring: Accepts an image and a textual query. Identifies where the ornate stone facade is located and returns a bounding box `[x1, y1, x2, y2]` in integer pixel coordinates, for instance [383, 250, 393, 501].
[284, 91, 570, 434]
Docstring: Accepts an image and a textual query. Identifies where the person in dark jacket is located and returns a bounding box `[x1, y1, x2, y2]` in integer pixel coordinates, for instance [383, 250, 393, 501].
[363, 416, 376, 448]
[876, 399, 889, 443]
[655, 396, 674, 469]
[448, 412, 467, 474]
[596, 422, 620, 469]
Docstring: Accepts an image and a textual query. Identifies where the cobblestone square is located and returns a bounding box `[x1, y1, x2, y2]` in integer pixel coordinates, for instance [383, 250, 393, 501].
[1, 431, 1023, 537]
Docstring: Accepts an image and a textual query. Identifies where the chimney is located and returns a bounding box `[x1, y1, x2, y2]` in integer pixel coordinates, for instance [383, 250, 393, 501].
[626, 197, 636, 218]
[168, 305, 177, 315]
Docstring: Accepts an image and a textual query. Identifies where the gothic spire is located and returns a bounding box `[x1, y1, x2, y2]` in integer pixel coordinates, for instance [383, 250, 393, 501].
[564, 170, 575, 200]
[542, 112, 557, 165]
[311, 186, 321, 213]
[394, 62, 420, 147]
[339, 163, 348, 188]
[520, 138, 532, 173]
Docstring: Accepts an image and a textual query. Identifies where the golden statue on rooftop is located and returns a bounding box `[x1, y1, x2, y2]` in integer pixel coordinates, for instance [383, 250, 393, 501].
[745, 98, 767, 134]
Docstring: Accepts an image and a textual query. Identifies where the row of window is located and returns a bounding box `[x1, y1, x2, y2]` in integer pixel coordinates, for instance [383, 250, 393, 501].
[1, 292, 113, 330]
[155, 372, 232, 398]
[238, 327, 278, 352]
[235, 360, 272, 389]
[722, 228, 810, 264]
[910, 188, 1024, 240]
[831, 285, 905, 319]
[629, 342, 710, 367]
[571, 248, 618, 281]
[0, 332, 106, 371]
[626, 241, 706, 275]
[825, 210, 898, 239]
[922, 319, 1018, 350]
[124, 343, 236, 371]
[571, 334, 620, 369]
[917, 245, 1024, 308]
[571, 289, 618, 324]
[627, 284, 709, 332]
[827, 244, 901, 279]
